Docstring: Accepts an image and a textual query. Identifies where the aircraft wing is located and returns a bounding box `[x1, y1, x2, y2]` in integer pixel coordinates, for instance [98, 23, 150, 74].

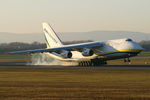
[10, 42, 104, 54]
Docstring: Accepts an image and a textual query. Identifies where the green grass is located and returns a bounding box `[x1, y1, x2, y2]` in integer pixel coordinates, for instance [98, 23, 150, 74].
[0, 68, 150, 100]
[0, 54, 31, 59]
[139, 51, 150, 56]
[108, 58, 150, 65]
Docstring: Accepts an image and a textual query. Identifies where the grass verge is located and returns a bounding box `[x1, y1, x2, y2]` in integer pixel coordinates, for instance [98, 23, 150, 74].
[0, 68, 150, 100]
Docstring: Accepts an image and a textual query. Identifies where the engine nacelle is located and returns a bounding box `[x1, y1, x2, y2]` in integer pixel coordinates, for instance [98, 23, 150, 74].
[82, 48, 94, 56]
[60, 50, 72, 58]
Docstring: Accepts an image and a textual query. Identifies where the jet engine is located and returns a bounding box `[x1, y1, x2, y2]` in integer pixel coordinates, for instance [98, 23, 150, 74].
[82, 48, 94, 56]
[60, 50, 72, 58]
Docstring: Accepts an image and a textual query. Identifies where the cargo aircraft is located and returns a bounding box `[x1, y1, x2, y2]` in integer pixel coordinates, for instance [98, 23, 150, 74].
[10, 23, 143, 66]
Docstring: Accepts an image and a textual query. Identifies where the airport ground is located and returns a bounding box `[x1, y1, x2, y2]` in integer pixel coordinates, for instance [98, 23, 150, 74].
[1, 67, 150, 100]
[0, 53, 150, 100]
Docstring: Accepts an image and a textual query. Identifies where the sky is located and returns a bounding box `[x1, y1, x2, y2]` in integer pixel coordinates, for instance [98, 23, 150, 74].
[0, 0, 150, 33]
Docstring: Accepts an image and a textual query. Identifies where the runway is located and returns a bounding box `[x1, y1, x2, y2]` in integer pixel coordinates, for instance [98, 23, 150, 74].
[0, 64, 150, 69]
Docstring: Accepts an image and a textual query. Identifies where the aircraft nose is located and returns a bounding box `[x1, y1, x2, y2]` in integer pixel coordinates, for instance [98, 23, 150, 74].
[140, 46, 144, 51]
[135, 43, 144, 52]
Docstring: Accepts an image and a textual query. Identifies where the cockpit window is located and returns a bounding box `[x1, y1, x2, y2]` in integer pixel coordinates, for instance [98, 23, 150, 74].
[126, 39, 132, 41]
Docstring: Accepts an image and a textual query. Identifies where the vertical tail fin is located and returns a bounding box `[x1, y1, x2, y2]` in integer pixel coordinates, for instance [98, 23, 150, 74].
[42, 23, 63, 48]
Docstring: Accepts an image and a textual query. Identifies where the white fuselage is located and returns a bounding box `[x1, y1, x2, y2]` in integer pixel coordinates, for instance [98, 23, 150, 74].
[48, 38, 143, 61]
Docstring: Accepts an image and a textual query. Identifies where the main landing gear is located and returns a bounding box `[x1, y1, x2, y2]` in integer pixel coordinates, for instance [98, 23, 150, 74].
[124, 58, 131, 62]
[78, 58, 107, 66]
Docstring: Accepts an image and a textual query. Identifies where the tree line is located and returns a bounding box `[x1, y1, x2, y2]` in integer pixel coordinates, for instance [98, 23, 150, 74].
[0, 40, 149, 54]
